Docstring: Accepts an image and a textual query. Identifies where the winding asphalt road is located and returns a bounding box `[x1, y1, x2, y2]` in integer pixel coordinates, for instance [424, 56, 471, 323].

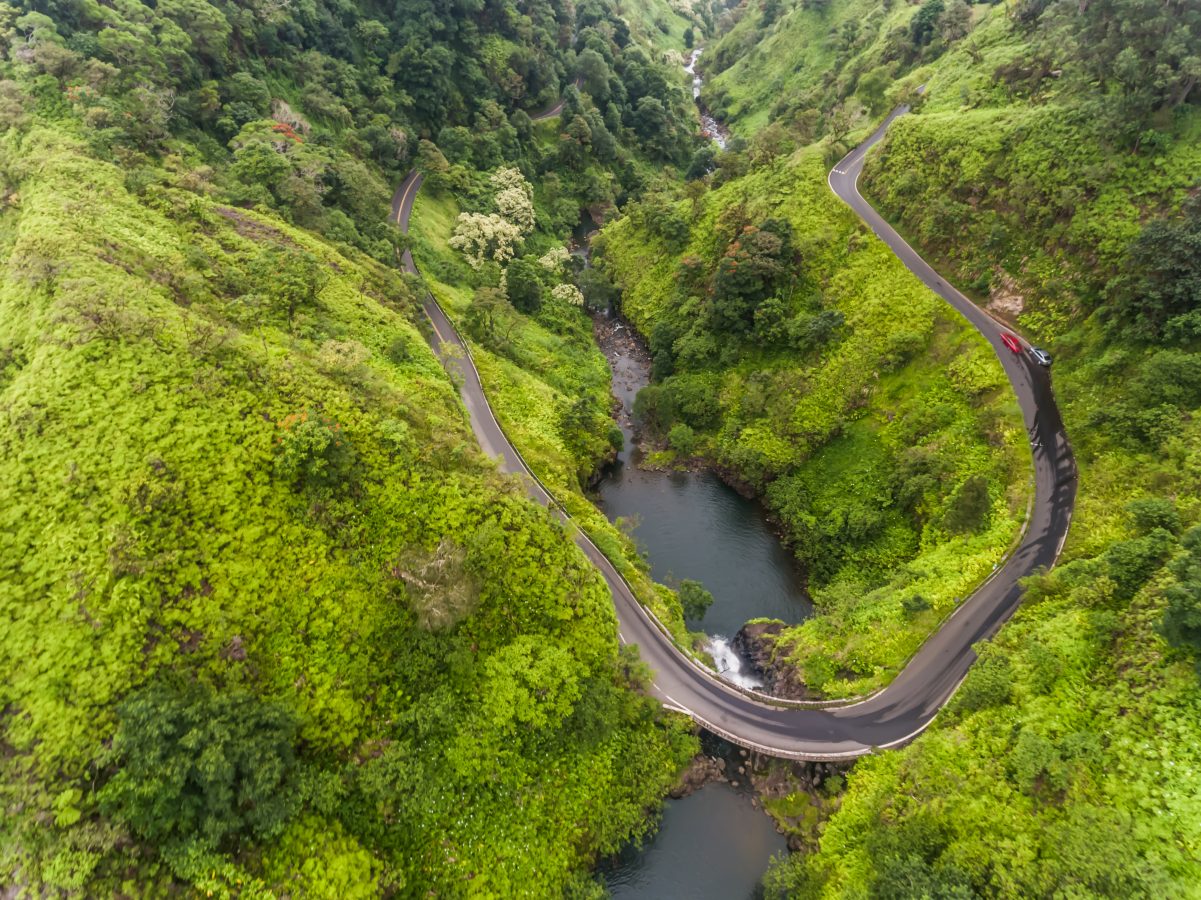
[389, 100, 1076, 760]
[529, 78, 582, 121]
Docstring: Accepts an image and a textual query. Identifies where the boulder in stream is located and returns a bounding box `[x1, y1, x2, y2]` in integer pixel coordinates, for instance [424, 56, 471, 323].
[669, 754, 727, 799]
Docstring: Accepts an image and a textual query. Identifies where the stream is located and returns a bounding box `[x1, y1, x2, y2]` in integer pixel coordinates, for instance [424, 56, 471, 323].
[684, 48, 731, 150]
[584, 48, 803, 898]
[593, 314, 812, 678]
[597, 736, 788, 899]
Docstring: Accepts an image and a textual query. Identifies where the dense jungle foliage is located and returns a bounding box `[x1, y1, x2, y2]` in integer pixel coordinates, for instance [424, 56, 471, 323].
[660, 0, 1201, 895]
[399, 0, 714, 638]
[0, 0, 712, 894]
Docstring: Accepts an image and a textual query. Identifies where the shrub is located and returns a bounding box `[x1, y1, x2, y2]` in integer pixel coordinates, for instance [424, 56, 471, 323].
[1126, 497, 1180, 535]
[944, 475, 991, 534]
[100, 681, 299, 855]
[506, 257, 544, 314]
[273, 409, 355, 492]
[951, 646, 1012, 714]
[1161, 528, 1201, 672]
[633, 384, 675, 433]
[679, 579, 715, 620]
[669, 422, 696, 455]
[607, 424, 625, 451]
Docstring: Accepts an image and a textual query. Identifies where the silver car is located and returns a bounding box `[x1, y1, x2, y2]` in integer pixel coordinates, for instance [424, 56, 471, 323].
[1030, 347, 1052, 367]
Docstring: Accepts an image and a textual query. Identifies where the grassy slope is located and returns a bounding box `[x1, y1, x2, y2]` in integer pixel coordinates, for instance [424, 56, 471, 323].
[702, 0, 923, 136]
[860, 7, 1201, 339]
[0, 123, 695, 895]
[618, 0, 702, 53]
[598, 148, 1030, 696]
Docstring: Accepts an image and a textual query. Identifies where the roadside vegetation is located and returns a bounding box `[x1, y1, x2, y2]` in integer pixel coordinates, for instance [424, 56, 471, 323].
[684, 0, 1201, 895]
[401, 0, 709, 637]
[700, 0, 953, 139]
[0, 0, 705, 893]
[596, 148, 1030, 697]
[4, 0, 1200, 891]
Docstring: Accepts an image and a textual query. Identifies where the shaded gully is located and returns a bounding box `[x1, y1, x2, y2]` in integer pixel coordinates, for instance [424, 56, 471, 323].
[585, 54, 798, 894]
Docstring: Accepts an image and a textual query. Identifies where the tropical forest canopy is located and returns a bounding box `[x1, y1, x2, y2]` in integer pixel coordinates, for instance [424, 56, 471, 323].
[0, 0, 706, 893]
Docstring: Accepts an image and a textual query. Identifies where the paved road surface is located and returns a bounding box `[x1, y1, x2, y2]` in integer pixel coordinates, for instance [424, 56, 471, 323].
[389, 101, 1076, 759]
[528, 78, 582, 121]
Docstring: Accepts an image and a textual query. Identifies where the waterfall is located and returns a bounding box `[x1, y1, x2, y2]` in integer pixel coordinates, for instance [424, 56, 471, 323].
[705, 637, 763, 689]
[682, 48, 729, 150]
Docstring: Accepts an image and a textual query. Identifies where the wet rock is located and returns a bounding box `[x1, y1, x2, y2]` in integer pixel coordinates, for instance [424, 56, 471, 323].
[669, 755, 726, 799]
[749, 757, 855, 853]
[732, 622, 816, 701]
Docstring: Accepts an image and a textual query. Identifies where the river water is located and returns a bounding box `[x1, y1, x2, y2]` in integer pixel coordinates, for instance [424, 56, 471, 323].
[596, 735, 789, 899]
[583, 51, 800, 896]
[684, 49, 730, 149]
[602, 784, 785, 899]
[593, 315, 812, 665]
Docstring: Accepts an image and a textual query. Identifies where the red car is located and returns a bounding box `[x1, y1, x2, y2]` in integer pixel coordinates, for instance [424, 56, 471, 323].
[1000, 333, 1022, 354]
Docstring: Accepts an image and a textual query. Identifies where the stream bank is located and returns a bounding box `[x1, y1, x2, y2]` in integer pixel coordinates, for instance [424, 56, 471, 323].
[597, 732, 851, 896]
[589, 309, 812, 675]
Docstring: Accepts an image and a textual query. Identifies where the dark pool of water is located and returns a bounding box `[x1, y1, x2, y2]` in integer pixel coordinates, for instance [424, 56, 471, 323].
[594, 318, 811, 639]
[599, 783, 787, 899]
[587, 55, 789, 900]
[599, 463, 811, 637]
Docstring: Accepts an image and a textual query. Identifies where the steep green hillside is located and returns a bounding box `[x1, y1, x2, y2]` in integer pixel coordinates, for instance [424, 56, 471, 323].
[0, 117, 697, 898]
[701, 0, 946, 138]
[860, 5, 1201, 336]
[695, 0, 1201, 894]
[767, 332, 1201, 893]
[617, 0, 706, 52]
[0, 0, 706, 889]
[596, 149, 1030, 697]
[405, 181, 693, 638]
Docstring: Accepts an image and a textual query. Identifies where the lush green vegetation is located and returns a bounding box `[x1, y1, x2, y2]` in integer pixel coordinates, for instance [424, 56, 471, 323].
[700, 0, 964, 139]
[0, 0, 711, 893]
[408, 177, 695, 640]
[687, 0, 1201, 894]
[0, 118, 700, 896]
[767, 483, 1201, 896]
[597, 148, 1030, 696]
[859, 5, 1201, 337]
[398, 0, 722, 642]
[6, 0, 1200, 890]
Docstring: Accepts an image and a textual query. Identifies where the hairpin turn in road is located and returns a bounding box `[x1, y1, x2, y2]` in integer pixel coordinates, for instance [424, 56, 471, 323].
[389, 97, 1076, 760]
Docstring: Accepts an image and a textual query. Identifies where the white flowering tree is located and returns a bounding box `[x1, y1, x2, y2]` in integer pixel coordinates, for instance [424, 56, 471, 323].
[551, 283, 584, 307]
[449, 167, 537, 269]
[491, 167, 536, 236]
[448, 213, 525, 269]
[538, 246, 570, 273]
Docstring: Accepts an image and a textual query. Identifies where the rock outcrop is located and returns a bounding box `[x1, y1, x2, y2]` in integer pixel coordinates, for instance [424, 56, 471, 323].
[669, 753, 728, 798]
[732, 621, 814, 701]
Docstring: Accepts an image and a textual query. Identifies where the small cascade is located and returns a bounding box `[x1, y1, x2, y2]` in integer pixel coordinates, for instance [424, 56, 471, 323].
[682, 48, 730, 150]
[684, 48, 703, 99]
[706, 637, 763, 690]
